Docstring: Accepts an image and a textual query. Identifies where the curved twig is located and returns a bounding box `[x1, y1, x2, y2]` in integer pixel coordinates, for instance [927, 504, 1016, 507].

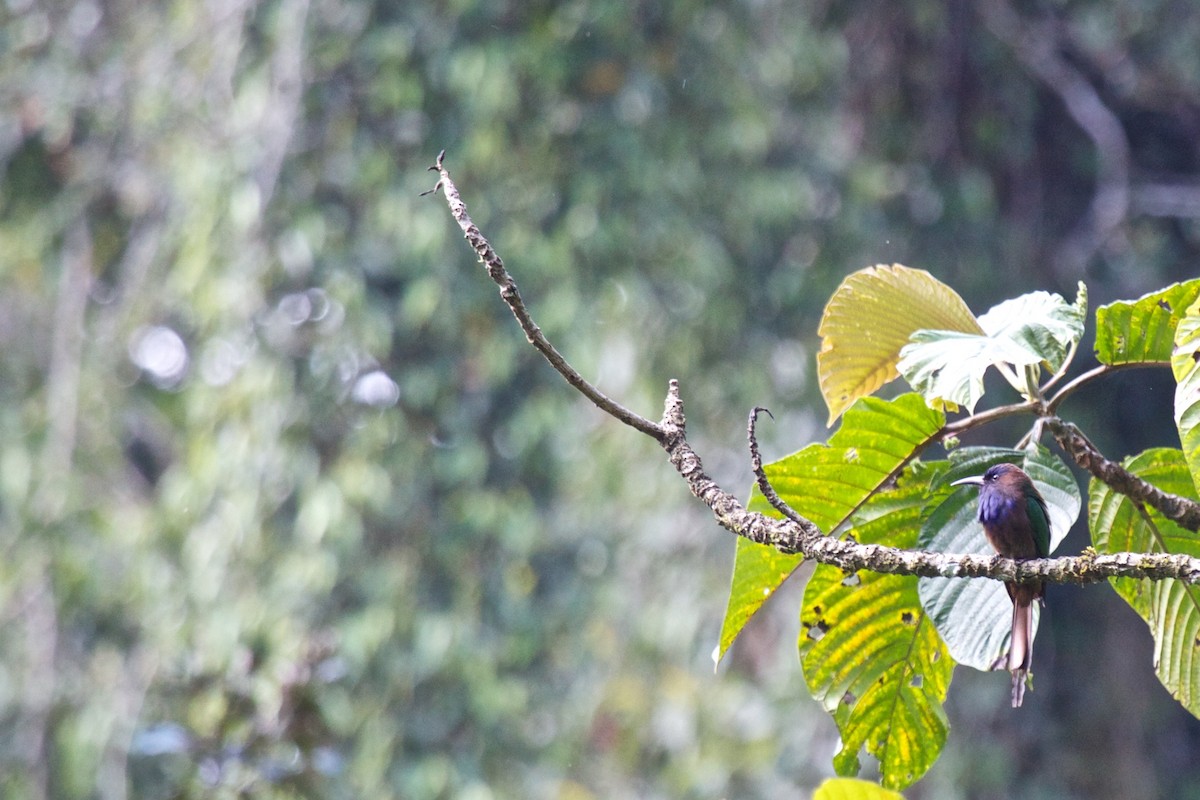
[747, 406, 808, 526]
[659, 383, 815, 554]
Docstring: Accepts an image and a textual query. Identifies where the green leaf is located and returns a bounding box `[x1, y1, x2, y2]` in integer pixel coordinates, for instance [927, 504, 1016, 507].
[1172, 299, 1200, 495]
[756, 394, 946, 533]
[717, 394, 945, 662]
[817, 264, 981, 424]
[814, 777, 906, 800]
[897, 285, 1087, 413]
[977, 284, 1087, 372]
[715, 538, 804, 667]
[917, 447, 1079, 671]
[802, 465, 954, 790]
[1089, 448, 1200, 716]
[1095, 278, 1200, 365]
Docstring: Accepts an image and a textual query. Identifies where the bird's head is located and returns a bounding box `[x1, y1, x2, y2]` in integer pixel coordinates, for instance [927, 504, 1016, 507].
[951, 462, 1031, 494]
[952, 462, 1047, 531]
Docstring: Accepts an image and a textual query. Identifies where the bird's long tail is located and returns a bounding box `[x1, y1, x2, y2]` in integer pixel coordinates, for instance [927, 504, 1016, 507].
[1008, 598, 1034, 707]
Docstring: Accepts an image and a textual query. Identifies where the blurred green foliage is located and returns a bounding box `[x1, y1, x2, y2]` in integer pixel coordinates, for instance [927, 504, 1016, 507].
[2, 0, 1200, 797]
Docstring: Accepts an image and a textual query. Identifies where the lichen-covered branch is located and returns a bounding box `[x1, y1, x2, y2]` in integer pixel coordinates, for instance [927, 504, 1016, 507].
[429, 152, 1200, 585]
[658, 379, 1200, 585]
[1045, 416, 1200, 531]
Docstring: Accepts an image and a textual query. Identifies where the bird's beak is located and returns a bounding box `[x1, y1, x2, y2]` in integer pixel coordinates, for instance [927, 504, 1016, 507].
[951, 475, 985, 487]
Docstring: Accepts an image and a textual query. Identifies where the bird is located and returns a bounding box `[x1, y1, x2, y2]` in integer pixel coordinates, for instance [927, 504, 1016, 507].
[952, 463, 1051, 707]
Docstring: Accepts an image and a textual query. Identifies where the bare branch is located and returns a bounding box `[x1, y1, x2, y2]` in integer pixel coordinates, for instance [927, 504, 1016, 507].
[426, 151, 666, 441]
[664, 392, 1200, 582]
[431, 152, 1200, 584]
[940, 399, 1039, 441]
[662, 390, 1200, 584]
[1046, 362, 1155, 413]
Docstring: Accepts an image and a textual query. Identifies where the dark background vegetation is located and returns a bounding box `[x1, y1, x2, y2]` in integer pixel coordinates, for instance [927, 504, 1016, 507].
[3, 0, 1200, 797]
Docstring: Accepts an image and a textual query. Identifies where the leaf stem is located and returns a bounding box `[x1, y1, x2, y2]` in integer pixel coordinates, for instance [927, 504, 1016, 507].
[994, 362, 1027, 396]
[1023, 363, 1043, 402]
[941, 399, 1040, 441]
[1040, 338, 1079, 394]
[1046, 361, 1160, 413]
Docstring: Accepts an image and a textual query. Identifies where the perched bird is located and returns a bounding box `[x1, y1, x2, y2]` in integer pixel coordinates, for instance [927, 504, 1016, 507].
[952, 463, 1051, 707]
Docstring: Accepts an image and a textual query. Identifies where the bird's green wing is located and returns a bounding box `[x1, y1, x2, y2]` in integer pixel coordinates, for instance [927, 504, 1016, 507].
[1026, 492, 1052, 557]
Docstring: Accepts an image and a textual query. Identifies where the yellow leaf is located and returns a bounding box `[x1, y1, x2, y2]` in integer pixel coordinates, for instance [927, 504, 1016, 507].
[814, 777, 906, 800]
[818, 265, 982, 425]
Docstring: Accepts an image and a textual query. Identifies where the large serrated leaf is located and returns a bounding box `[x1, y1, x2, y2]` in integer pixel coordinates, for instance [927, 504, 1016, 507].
[1095, 279, 1200, 365]
[1089, 448, 1200, 716]
[814, 777, 906, 800]
[897, 286, 1087, 414]
[817, 265, 981, 425]
[1172, 299, 1200, 495]
[977, 286, 1087, 370]
[802, 466, 953, 791]
[716, 394, 945, 662]
[918, 447, 1079, 672]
